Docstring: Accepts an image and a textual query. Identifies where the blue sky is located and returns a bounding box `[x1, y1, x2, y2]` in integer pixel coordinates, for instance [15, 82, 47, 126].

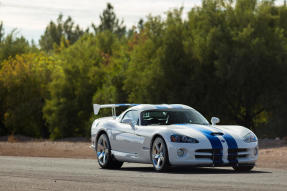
[0, 0, 284, 42]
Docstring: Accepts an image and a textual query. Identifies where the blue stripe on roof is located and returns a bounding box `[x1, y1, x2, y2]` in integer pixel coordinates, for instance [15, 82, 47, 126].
[115, 104, 139, 107]
[155, 105, 169, 109]
[155, 105, 183, 109]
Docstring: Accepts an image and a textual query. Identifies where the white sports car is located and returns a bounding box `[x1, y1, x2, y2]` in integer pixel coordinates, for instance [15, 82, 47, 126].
[90, 104, 258, 172]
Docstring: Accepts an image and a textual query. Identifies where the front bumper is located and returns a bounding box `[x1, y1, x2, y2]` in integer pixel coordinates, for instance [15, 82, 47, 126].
[167, 142, 258, 166]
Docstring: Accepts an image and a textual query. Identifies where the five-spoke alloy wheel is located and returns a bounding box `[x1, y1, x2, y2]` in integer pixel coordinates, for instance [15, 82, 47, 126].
[151, 137, 169, 172]
[96, 133, 123, 169]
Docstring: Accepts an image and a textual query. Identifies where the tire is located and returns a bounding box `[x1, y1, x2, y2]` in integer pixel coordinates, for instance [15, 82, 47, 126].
[151, 137, 169, 172]
[232, 164, 254, 172]
[96, 133, 123, 169]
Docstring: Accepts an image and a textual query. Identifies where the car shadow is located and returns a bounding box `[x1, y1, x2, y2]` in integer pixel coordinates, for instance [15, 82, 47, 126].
[118, 166, 271, 174]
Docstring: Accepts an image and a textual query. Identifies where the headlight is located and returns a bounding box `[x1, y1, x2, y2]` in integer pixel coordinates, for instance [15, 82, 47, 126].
[243, 132, 257, 143]
[170, 134, 199, 143]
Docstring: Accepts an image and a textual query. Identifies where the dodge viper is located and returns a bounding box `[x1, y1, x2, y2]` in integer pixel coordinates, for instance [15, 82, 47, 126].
[90, 104, 258, 172]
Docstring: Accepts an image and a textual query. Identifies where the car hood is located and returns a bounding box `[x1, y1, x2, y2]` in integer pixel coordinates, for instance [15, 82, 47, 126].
[157, 123, 252, 140]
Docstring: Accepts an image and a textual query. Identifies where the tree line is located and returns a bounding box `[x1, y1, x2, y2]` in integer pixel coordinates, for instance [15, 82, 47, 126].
[0, 0, 286, 139]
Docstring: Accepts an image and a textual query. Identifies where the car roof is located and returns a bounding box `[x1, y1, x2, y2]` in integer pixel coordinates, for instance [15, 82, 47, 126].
[129, 104, 193, 111]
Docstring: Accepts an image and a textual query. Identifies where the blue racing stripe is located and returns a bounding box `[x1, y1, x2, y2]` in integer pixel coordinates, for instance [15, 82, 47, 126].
[177, 124, 223, 164]
[170, 105, 183, 109]
[115, 104, 139, 107]
[223, 133, 238, 164]
[155, 105, 169, 109]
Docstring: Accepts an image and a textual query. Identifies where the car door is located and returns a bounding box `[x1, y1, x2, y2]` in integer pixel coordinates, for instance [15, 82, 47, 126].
[110, 110, 141, 158]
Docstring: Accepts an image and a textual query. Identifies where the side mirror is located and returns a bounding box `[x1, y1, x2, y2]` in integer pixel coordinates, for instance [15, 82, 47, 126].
[211, 117, 220, 126]
[122, 119, 135, 129]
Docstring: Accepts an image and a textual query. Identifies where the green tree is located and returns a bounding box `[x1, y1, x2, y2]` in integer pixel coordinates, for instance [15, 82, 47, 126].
[39, 14, 84, 52]
[1, 1, 287, 139]
[0, 79, 7, 136]
[0, 53, 61, 137]
[92, 34, 129, 106]
[124, 0, 287, 136]
[43, 32, 123, 139]
[124, 15, 165, 103]
[92, 3, 126, 37]
[185, 0, 287, 133]
[0, 22, 4, 42]
[0, 30, 31, 64]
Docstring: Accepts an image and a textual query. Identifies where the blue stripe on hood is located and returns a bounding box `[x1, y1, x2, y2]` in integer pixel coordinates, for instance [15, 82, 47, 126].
[222, 132, 238, 163]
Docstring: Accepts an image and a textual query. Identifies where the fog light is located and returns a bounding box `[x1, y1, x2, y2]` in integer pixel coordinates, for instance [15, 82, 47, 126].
[177, 149, 184, 157]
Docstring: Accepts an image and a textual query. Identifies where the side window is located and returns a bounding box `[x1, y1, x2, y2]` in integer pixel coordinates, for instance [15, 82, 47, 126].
[121, 110, 139, 125]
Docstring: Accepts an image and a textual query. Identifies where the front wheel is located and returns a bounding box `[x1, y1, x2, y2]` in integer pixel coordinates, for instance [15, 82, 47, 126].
[232, 164, 254, 172]
[96, 133, 123, 169]
[151, 137, 169, 172]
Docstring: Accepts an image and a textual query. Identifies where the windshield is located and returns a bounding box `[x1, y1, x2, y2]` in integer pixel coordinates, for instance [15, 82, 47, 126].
[141, 109, 209, 126]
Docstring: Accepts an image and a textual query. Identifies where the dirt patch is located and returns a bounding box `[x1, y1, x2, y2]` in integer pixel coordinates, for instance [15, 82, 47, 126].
[0, 141, 95, 159]
[0, 139, 286, 169]
[256, 146, 287, 169]
[0, 135, 89, 142]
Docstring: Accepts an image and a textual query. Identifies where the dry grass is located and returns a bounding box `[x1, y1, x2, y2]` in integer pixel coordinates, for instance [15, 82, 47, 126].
[0, 139, 286, 169]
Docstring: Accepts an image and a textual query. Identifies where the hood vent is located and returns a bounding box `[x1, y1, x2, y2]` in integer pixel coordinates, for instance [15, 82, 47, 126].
[211, 132, 224, 136]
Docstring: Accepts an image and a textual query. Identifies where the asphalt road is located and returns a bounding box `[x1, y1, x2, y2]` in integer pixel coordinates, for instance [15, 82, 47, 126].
[0, 156, 286, 191]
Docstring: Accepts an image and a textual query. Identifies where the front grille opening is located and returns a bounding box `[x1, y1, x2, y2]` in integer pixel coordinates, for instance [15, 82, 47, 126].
[228, 148, 248, 161]
[237, 154, 248, 158]
[195, 155, 212, 159]
[195, 148, 248, 162]
[229, 148, 247, 153]
[195, 149, 223, 162]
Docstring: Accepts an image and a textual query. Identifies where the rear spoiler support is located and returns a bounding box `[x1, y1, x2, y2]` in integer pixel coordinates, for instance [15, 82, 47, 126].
[93, 104, 138, 118]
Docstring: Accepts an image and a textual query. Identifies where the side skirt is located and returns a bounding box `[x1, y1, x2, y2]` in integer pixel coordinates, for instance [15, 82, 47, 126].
[111, 150, 151, 164]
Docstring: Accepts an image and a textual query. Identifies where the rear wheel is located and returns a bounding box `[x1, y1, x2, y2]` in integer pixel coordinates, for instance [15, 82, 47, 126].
[232, 164, 254, 172]
[96, 133, 123, 169]
[151, 137, 169, 172]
